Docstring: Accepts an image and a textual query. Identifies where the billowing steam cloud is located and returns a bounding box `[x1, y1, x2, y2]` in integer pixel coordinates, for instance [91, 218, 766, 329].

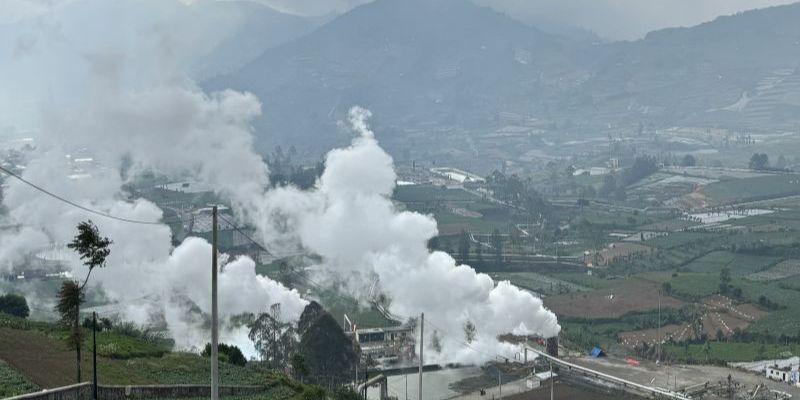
[262, 107, 560, 364]
[0, 0, 304, 356]
[0, 0, 559, 365]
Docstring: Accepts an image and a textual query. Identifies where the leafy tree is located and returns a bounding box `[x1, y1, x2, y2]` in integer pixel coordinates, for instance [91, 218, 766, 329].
[58, 220, 112, 383]
[427, 236, 440, 251]
[622, 155, 658, 186]
[331, 387, 362, 400]
[0, 294, 29, 318]
[458, 230, 470, 263]
[491, 229, 502, 264]
[202, 343, 247, 366]
[749, 153, 769, 170]
[430, 330, 442, 353]
[82, 316, 112, 332]
[297, 303, 357, 386]
[291, 354, 308, 382]
[613, 186, 627, 202]
[249, 303, 296, 369]
[68, 220, 113, 289]
[463, 320, 477, 344]
[599, 174, 617, 197]
[776, 154, 787, 170]
[719, 267, 732, 294]
[661, 282, 672, 295]
[298, 301, 325, 335]
[565, 165, 576, 179]
[578, 185, 596, 199]
[681, 154, 696, 167]
[277, 261, 300, 288]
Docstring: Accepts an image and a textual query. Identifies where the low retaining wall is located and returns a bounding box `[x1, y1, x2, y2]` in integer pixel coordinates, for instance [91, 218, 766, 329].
[4, 383, 92, 400]
[4, 384, 267, 400]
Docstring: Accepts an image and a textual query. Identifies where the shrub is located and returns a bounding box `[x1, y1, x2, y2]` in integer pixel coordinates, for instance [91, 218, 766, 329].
[201, 343, 247, 366]
[0, 294, 29, 319]
[110, 321, 168, 344]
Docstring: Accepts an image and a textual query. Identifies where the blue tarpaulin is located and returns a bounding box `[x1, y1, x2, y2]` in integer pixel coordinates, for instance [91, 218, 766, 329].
[590, 347, 604, 357]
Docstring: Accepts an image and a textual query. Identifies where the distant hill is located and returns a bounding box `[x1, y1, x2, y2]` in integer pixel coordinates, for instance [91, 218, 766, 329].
[207, 0, 593, 153]
[559, 2, 800, 130]
[0, 0, 320, 80]
[188, 1, 322, 79]
[211, 0, 800, 153]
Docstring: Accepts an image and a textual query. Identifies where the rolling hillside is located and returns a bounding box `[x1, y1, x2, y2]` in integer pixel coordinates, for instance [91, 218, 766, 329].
[210, 0, 800, 152]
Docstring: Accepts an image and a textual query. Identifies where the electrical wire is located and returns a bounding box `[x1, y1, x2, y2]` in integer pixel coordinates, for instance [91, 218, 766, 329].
[0, 164, 163, 225]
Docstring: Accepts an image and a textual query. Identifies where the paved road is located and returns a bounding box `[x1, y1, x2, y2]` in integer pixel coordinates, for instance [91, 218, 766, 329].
[571, 355, 800, 398]
[451, 376, 540, 399]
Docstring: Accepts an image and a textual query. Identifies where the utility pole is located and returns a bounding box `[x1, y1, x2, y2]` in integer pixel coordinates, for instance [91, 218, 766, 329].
[211, 206, 219, 400]
[657, 288, 661, 363]
[418, 313, 424, 400]
[363, 370, 368, 400]
[498, 369, 502, 400]
[76, 301, 81, 383]
[549, 359, 554, 400]
[92, 312, 98, 400]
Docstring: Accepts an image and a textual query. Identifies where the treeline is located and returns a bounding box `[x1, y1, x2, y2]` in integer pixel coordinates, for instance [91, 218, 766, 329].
[484, 171, 550, 213]
[597, 155, 658, 201]
[265, 145, 325, 189]
[560, 306, 695, 333]
[241, 301, 359, 388]
[0, 293, 29, 318]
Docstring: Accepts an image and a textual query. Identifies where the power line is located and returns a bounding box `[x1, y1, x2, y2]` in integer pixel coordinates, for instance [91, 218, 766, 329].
[0, 164, 163, 225]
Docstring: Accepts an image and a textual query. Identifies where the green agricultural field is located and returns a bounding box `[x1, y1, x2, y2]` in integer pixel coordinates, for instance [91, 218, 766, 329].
[429, 207, 511, 234]
[547, 272, 621, 290]
[664, 342, 800, 363]
[0, 312, 357, 400]
[576, 209, 657, 228]
[682, 251, 781, 276]
[666, 269, 800, 308]
[489, 272, 587, 295]
[646, 232, 719, 250]
[0, 313, 169, 360]
[393, 184, 479, 203]
[701, 174, 800, 205]
[748, 309, 800, 337]
[0, 360, 39, 398]
[667, 273, 721, 299]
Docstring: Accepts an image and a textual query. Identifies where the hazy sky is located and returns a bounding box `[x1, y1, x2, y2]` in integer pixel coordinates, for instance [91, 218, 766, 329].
[1, 0, 798, 40]
[259, 0, 798, 40]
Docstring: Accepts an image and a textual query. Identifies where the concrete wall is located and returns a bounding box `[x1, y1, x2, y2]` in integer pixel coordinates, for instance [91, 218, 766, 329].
[4, 384, 267, 400]
[4, 383, 92, 400]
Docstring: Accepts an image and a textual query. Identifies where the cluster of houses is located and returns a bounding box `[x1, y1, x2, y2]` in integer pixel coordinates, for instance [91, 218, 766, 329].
[764, 358, 800, 386]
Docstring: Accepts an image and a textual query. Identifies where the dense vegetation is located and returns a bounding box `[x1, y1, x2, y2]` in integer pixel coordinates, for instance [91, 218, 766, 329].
[202, 343, 248, 367]
[0, 294, 29, 318]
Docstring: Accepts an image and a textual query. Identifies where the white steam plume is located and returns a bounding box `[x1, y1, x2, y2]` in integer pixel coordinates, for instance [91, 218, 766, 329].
[262, 107, 560, 365]
[0, 0, 305, 356]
